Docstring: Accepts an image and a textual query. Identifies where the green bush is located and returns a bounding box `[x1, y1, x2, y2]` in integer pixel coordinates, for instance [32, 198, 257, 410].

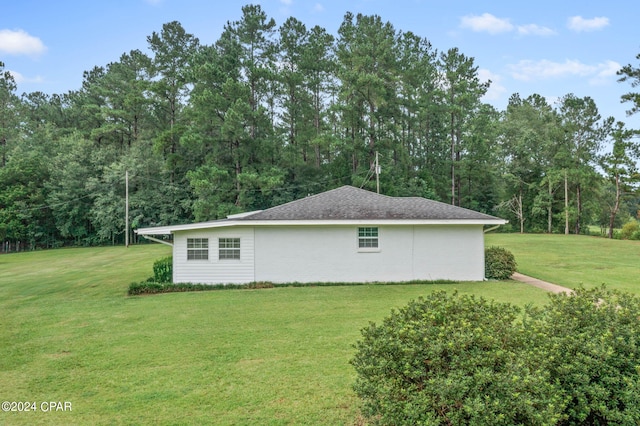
[351, 288, 640, 425]
[127, 280, 457, 296]
[152, 256, 172, 283]
[127, 281, 276, 295]
[485, 246, 517, 280]
[621, 219, 639, 240]
[525, 287, 640, 424]
[351, 291, 562, 425]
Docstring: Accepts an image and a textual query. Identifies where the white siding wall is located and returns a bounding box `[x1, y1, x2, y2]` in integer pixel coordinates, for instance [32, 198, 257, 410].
[253, 225, 485, 283]
[173, 227, 255, 284]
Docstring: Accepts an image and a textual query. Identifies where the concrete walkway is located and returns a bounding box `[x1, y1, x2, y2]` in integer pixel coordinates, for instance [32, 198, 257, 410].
[511, 272, 573, 294]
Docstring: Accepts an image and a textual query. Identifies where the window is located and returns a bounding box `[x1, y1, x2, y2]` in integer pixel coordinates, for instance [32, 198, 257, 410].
[187, 238, 208, 260]
[219, 238, 240, 260]
[358, 227, 379, 249]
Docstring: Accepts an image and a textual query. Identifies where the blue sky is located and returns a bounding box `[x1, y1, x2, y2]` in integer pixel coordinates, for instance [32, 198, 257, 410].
[2, 0, 639, 128]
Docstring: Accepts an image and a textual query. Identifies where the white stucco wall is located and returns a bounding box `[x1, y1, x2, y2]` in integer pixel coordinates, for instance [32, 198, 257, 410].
[173, 227, 255, 284]
[172, 224, 485, 284]
[253, 225, 485, 283]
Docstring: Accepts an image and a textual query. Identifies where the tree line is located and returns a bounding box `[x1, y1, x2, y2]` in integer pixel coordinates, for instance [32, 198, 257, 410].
[1, 4, 639, 249]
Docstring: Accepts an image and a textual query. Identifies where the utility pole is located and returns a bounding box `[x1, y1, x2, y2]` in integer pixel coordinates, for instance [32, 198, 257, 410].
[125, 170, 129, 247]
[375, 151, 380, 194]
[564, 169, 569, 235]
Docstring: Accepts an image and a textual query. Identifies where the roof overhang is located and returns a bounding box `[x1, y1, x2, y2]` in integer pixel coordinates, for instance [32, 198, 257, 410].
[135, 218, 508, 235]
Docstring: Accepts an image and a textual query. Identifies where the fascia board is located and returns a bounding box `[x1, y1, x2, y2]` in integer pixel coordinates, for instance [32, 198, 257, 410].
[136, 218, 507, 235]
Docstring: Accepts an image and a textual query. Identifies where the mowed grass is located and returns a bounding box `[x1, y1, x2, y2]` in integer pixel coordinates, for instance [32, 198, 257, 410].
[487, 233, 640, 293]
[0, 244, 549, 425]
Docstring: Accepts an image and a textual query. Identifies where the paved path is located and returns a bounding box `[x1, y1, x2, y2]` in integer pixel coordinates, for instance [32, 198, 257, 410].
[511, 272, 573, 294]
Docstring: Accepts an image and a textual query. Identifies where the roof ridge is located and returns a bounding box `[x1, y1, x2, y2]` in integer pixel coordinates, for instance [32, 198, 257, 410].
[236, 185, 503, 221]
[242, 185, 380, 219]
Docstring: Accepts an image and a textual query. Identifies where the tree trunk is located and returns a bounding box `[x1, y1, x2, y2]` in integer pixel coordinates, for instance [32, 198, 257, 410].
[608, 173, 621, 239]
[575, 184, 582, 235]
[564, 170, 569, 235]
[519, 191, 524, 234]
[547, 179, 553, 234]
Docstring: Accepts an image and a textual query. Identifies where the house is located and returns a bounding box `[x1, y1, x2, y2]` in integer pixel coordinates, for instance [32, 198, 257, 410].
[135, 185, 507, 284]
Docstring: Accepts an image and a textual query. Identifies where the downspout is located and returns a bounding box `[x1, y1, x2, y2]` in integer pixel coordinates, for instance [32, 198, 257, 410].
[483, 225, 502, 234]
[140, 235, 173, 247]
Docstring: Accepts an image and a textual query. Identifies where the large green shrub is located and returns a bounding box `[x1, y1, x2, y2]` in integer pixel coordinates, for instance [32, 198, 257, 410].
[152, 256, 173, 283]
[352, 288, 640, 425]
[621, 219, 639, 240]
[485, 246, 517, 280]
[351, 291, 562, 425]
[525, 287, 640, 424]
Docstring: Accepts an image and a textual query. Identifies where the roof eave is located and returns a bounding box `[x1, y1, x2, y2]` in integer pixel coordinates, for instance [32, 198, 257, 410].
[135, 218, 507, 234]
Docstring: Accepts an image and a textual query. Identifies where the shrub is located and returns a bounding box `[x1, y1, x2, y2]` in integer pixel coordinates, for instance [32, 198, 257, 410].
[128, 281, 167, 295]
[351, 287, 640, 425]
[621, 219, 639, 240]
[525, 287, 640, 424]
[351, 291, 563, 425]
[127, 281, 276, 295]
[152, 256, 172, 283]
[485, 246, 517, 280]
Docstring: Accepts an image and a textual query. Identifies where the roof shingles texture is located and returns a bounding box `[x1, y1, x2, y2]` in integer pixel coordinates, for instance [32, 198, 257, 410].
[240, 186, 501, 221]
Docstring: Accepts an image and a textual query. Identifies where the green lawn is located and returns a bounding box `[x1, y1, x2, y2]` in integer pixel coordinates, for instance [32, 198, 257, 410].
[0, 244, 551, 425]
[487, 233, 640, 293]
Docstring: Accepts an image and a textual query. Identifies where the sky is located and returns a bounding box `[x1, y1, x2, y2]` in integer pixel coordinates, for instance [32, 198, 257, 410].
[2, 0, 640, 130]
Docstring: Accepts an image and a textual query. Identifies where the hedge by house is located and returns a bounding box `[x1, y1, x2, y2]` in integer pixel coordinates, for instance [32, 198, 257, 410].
[485, 246, 517, 280]
[152, 256, 173, 283]
[351, 287, 640, 425]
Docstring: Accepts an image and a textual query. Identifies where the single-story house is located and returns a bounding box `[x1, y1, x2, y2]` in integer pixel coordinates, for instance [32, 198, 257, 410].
[135, 185, 507, 284]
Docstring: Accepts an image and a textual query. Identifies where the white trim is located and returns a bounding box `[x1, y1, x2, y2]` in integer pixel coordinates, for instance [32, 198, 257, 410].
[136, 218, 507, 235]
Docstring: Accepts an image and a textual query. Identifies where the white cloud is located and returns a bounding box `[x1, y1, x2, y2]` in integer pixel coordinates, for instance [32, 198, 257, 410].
[478, 68, 507, 102]
[508, 59, 621, 85]
[7, 69, 44, 84]
[280, 0, 293, 5]
[567, 16, 609, 32]
[460, 13, 513, 34]
[590, 60, 622, 85]
[313, 3, 324, 12]
[517, 24, 556, 36]
[0, 29, 46, 56]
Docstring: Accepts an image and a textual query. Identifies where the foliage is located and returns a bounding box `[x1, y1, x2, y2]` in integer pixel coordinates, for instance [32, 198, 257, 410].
[621, 219, 639, 240]
[128, 280, 275, 295]
[352, 287, 640, 425]
[351, 291, 563, 425]
[128, 278, 461, 295]
[152, 256, 173, 283]
[485, 246, 517, 280]
[525, 287, 640, 425]
[1, 5, 639, 250]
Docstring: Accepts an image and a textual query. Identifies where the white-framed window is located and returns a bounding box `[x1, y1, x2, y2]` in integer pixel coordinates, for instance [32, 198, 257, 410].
[219, 238, 241, 260]
[358, 227, 379, 249]
[187, 238, 209, 260]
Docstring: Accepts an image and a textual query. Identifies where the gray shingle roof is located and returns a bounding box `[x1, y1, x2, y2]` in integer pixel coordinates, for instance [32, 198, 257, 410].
[239, 186, 503, 221]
